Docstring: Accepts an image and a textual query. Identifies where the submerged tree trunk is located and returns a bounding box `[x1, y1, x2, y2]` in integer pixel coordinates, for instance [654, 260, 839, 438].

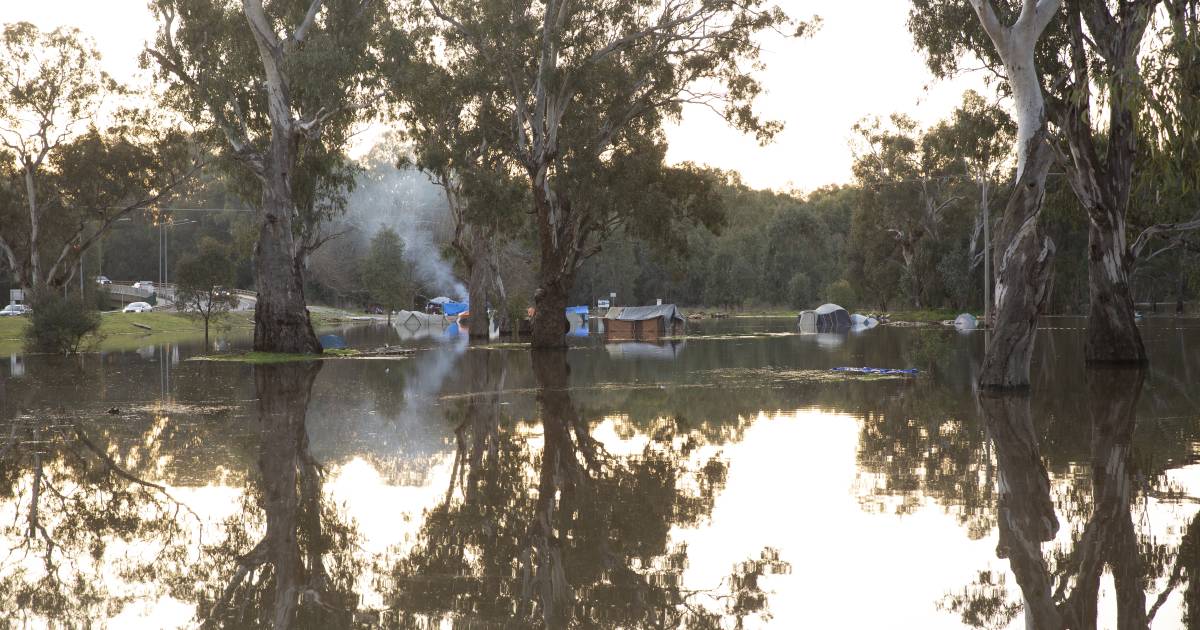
[971, 0, 1061, 389]
[530, 183, 573, 349]
[532, 280, 570, 349]
[1059, 1, 1151, 365]
[252, 128, 321, 354]
[1084, 213, 1145, 363]
[466, 234, 491, 339]
[979, 126, 1056, 388]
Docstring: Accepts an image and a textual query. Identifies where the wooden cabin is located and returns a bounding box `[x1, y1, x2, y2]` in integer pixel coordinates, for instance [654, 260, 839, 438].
[603, 305, 686, 340]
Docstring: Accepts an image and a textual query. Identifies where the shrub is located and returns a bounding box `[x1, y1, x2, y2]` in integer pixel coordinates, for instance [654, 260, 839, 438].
[24, 295, 102, 354]
[825, 279, 857, 310]
[787, 272, 813, 310]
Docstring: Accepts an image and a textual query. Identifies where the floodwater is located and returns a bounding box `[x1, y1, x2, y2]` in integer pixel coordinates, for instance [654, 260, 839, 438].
[1, 316, 1199, 628]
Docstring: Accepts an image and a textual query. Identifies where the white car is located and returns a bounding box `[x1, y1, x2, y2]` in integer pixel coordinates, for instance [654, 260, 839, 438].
[0, 304, 31, 317]
[132, 281, 155, 291]
[123, 302, 153, 313]
[95, 275, 112, 285]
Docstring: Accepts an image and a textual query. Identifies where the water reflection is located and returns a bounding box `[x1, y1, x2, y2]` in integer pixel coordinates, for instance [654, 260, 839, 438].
[0, 318, 1198, 627]
[382, 349, 788, 627]
[200, 362, 362, 628]
[0, 394, 199, 624]
[950, 370, 1153, 629]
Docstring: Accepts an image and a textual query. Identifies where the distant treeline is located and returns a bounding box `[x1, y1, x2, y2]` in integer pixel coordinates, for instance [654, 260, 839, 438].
[572, 174, 1198, 314]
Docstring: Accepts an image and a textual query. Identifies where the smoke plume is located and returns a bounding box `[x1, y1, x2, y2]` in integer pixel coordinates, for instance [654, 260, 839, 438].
[344, 163, 467, 301]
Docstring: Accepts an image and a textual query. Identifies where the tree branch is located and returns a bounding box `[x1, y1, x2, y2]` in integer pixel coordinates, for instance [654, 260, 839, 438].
[969, 0, 1010, 51]
[1131, 214, 1200, 259]
[292, 0, 324, 45]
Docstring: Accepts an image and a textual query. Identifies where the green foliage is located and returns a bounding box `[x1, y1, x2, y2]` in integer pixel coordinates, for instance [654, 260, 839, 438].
[938, 244, 975, 310]
[824, 279, 857, 310]
[174, 237, 238, 343]
[24, 295, 101, 354]
[907, 0, 1069, 91]
[786, 273, 814, 310]
[409, 0, 811, 326]
[0, 23, 199, 294]
[572, 183, 854, 309]
[360, 227, 414, 315]
[145, 0, 383, 253]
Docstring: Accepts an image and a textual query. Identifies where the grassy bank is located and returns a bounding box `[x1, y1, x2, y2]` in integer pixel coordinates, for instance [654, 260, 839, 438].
[0, 307, 375, 355]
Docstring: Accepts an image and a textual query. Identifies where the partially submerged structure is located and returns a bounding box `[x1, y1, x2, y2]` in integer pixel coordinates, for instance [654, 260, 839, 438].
[797, 304, 851, 333]
[425, 297, 469, 316]
[603, 305, 685, 340]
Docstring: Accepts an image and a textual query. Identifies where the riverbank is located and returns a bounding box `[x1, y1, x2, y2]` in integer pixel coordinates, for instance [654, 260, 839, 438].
[0, 307, 378, 355]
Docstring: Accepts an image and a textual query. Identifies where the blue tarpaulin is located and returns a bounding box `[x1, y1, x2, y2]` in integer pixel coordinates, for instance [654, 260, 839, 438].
[442, 301, 469, 316]
[566, 305, 589, 316]
[831, 367, 919, 376]
[319, 334, 347, 349]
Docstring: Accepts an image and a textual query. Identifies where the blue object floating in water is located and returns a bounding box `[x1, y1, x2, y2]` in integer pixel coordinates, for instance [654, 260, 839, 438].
[319, 334, 347, 349]
[831, 366, 919, 376]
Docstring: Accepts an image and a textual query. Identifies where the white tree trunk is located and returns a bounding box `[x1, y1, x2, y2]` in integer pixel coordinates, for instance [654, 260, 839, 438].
[970, 0, 1061, 389]
[24, 165, 40, 291]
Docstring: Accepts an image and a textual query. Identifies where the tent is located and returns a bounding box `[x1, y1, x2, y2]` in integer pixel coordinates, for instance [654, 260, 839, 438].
[954, 313, 978, 330]
[603, 304, 685, 339]
[442, 301, 469, 316]
[797, 303, 852, 333]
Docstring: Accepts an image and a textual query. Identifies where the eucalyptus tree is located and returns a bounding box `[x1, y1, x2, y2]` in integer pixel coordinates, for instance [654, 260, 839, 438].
[360, 226, 414, 323]
[145, 0, 384, 353]
[909, 0, 1063, 388]
[174, 238, 239, 347]
[420, 0, 811, 348]
[381, 39, 527, 337]
[851, 114, 965, 308]
[0, 23, 199, 297]
[1053, 0, 1160, 365]
[928, 91, 1015, 320]
[1136, 0, 1200, 313]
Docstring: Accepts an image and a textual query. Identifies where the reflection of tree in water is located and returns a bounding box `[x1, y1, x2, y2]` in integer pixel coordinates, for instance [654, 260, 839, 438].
[855, 380, 997, 539]
[942, 369, 1161, 629]
[0, 411, 198, 625]
[194, 361, 365, 629]
[382, 350, 788, 628]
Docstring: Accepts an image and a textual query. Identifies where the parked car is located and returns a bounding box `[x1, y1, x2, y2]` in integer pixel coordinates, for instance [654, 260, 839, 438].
[0, 304, 31, 317]
[132, 281, 155, 291]
[95, 275, 112, 285]
[123, 302, 153, 313]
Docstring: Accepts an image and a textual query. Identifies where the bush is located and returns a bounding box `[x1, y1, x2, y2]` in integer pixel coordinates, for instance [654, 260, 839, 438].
[825, 279, 857, 310]
[94, 288, 114, 312]
[24, 295, 102, 354]
[787, 272, 813, 310]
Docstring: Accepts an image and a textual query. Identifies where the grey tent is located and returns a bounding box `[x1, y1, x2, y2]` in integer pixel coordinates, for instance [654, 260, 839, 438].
[954, 313, 978, 330]
[797, 303, 852, 333]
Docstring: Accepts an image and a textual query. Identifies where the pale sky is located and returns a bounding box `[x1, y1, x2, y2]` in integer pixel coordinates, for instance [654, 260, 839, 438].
[0, 0, 989, 193]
